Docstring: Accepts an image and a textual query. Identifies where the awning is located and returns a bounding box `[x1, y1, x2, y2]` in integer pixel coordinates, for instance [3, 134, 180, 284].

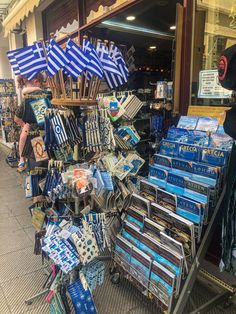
[2, 0, 41, 37]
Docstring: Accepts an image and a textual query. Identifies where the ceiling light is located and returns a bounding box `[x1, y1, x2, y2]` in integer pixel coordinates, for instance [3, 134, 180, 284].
[126, 16, 135, 21]
[101, 21, 174, 39]
[170, 25, 176, 30]
[149, 46, 157, 50]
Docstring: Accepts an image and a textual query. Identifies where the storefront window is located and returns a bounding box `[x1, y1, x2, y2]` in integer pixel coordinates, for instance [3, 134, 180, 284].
[191, 0, 236, 106]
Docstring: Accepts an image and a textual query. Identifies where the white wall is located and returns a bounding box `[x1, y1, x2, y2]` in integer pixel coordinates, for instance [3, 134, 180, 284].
[26, 11, 44, 45]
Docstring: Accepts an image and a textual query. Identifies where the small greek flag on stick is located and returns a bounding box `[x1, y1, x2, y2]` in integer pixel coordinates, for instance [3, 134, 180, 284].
[7, 43, 47, 79]
[83, 39, 103, 79]
[96, 41, 122, 89]
[64, 39, 90, 79]
[109, 43, 129, 85]
[7, 48, 21, 75]
[47, 39, 70, 77]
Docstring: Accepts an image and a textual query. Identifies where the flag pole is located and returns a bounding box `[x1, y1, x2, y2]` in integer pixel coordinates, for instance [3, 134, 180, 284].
[82, 35, 88, 99]
[78, 36, 84, 100]
[66, 35, 73, 100]
[92, 39, 103, 100]
[46, 37, 60, 98]
[50, 33, 66, 99]
[39, 38, 55, 98]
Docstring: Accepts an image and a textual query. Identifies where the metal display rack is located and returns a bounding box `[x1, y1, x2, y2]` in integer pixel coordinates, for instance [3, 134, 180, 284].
[108, 187, 236, 314]
[172, 186, 235, 314]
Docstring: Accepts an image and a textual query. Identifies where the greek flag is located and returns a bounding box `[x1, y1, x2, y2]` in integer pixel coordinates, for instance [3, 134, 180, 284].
[96, 42, 122, 89]
[13, 43, 47, 79]
[83, 39, 103, 79]
[64, 39, 90, 79]
[51, 113, 68, 145]
[109, 43, 129, 85]
[47, 39, 70, 77]
[7, 48, 21, 75]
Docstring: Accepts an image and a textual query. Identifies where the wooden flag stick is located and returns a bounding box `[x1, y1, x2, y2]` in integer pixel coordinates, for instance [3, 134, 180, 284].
[69, 76, 73, 100]
[79, 75, 83, 100]
[87, 75, 94, 100]
[39, 38, 55, 97]
[59, 69, 66, 99]
[83, 73, 87, 98]
[91, 38, 103, 100]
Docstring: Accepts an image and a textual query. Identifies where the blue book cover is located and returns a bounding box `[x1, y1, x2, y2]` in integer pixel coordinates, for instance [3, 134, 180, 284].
[196, 117, 218, 132]
[140, 180, 158, 201]
[153, 154, 172, 169]
[188, 130, 209, 146]
[172, 158, 193, 173]
[192, 162, 220, 180]
[156, 187, 177, 212]
[167, 127, 189, 142]
[200, 147, 229, 166]
[178, 143, 200, 161]
[166, 173, 209, 205]
[149, 165, 168, 189]
[177, 116, 199, 130]
[209, 133, 233, 150]
[176, 196, 203, 224]
[166, 173, 185, 195]
[160, 140, 179, 157]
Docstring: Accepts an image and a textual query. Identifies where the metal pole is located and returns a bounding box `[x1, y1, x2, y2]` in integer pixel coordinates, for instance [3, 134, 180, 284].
[173, 187, 226, 314]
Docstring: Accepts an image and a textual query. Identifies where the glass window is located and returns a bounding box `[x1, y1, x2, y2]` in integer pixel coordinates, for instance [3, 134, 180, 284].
[191, 0, 236, 106]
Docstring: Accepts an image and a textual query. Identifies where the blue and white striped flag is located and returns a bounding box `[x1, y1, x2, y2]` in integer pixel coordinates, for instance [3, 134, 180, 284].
[64, 39, 90, 79]
[109, 43, 129, 85]
[47, 39, 70, 77]
[51, 113, 68, 145]
[96, 42, 122, 89]
[83, 39, 103, 79]
[14, 42, 47, 80]
[7, 48, 21, 75]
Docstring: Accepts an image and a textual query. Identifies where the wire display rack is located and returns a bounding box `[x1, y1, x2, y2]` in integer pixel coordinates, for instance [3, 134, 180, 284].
[106, 187, 236, 314]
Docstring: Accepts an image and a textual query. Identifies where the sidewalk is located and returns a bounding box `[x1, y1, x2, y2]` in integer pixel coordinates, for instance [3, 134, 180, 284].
[0, 145, 49, 314]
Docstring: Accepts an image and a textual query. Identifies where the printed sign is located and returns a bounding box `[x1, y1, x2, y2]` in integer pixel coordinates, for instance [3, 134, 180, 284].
[198, 70, 232, 98]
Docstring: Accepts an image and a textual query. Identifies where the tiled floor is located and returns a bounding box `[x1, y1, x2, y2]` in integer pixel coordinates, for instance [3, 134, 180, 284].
[1, 144, 236, 314]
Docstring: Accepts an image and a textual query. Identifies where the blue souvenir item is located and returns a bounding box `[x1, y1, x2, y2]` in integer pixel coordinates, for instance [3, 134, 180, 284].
[200, 147, 228, 166]
[153, 154, 172, 169]
[167, 127, 189, 142]
[149, 261, 175, 309]
[30, 98, 50, 126]
[176, 196, 203, 224]
[160, 140, 179, 157]
[51, 113, 68, 146]
[67, 277, 97, 314]
[209, 133, 233, 150]
[178, 143, 200, 161]
[196, 117, 218, 132]
[129, 247, 152, 288]
[177, 116, 199, 130]
[149, 165, 168, 189]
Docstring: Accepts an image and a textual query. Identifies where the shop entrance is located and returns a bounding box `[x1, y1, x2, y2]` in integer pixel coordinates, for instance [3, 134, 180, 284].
[82, 0, 182, 95]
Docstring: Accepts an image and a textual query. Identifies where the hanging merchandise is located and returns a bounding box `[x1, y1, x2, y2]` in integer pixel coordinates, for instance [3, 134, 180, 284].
[67, 274, 97, 314]
[30, 98, 50, 126]
[31, 136, 49, 162]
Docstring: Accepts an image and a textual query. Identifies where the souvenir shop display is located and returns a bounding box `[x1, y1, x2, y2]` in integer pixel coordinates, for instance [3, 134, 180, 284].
[6, 30, 233, 313]
[111, 115, 233, 312]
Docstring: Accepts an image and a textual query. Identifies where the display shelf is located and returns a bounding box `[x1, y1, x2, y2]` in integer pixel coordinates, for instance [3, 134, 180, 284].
[51, 98, 98, 107]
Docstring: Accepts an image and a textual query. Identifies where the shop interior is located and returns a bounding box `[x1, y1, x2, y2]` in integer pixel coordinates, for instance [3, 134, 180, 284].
[84, 0, 179, 91]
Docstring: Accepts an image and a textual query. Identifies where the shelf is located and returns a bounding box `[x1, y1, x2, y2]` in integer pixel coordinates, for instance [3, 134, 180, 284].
[51, 98, 98, 107]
